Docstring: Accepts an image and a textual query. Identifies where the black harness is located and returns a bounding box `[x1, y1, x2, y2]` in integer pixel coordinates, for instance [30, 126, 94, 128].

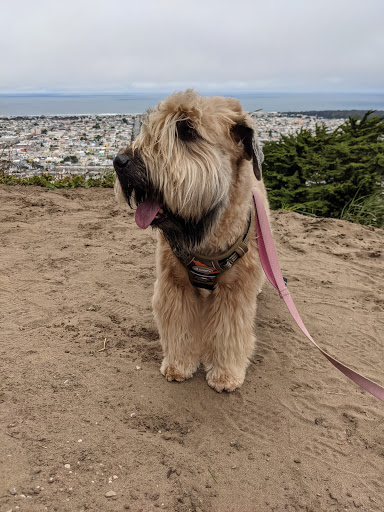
[175, 216, 251, 291]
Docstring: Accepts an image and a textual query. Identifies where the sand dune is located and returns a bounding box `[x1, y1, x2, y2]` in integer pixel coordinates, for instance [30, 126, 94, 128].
[1, 185, 383, 512]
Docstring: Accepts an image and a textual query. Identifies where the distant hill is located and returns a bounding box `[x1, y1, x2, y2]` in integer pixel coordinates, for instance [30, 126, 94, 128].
[281, 110, 384, 119]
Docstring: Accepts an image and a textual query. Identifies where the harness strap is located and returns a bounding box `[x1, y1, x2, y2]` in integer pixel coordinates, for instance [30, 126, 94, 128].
[178, 215, 251, 290]
[252, 187, 384, 402]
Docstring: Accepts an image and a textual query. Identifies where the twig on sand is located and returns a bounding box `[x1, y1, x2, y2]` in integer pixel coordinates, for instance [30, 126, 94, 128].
[97, 338, 108, 352]
[208, 468, 218, 484]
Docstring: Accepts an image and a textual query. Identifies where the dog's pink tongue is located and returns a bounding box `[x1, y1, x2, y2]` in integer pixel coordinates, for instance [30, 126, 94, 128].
[135, 200, 161, 229]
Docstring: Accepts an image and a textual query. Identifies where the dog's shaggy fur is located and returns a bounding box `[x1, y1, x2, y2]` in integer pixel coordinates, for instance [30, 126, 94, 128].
[114, 90, 270, 392]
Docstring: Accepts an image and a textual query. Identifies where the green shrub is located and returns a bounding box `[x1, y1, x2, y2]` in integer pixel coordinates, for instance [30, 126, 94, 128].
[0, 168, 115, 189]
[263, 111, 384, 227]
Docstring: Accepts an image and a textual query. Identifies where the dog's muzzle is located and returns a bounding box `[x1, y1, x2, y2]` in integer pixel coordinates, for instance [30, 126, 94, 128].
[113, 150, 165, 229]
[112, 149, 149, 205]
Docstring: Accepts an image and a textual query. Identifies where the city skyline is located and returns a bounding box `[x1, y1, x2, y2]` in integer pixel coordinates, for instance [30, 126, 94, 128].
[1, 112, 345, 179]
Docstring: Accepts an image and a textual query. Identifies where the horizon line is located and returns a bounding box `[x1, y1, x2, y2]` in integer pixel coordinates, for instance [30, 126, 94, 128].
[1, 89, 384, 97]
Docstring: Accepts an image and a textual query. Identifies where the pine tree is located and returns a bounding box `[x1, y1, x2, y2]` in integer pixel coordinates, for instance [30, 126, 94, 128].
[262, 112, 384, 224]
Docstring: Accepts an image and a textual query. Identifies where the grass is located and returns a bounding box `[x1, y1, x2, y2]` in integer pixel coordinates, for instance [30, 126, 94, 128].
[280, 202, 319, 218]
[280, 192, 384, 229]
[340, 191, 384, 229]
[0, 168, 115, 189]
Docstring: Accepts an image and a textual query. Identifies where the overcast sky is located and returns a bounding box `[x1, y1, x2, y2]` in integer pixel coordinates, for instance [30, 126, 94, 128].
[1, 0, 383, 94]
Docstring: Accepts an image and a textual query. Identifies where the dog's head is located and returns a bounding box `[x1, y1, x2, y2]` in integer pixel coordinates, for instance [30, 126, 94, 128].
[114, 90, 263, 253]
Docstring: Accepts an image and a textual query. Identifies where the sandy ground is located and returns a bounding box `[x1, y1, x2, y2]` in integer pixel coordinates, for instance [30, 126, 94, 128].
[0, 185, 383, 512]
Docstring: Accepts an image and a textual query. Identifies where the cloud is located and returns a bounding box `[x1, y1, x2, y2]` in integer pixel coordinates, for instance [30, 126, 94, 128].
[1, 0, 383, 93]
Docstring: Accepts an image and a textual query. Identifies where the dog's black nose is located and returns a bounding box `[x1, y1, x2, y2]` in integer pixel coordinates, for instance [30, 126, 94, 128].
[113, 153, 129, 169]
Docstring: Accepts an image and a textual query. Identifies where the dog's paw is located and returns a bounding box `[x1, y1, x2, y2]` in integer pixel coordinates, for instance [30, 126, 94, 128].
[160, 359, 198, 382]
[206, 368, 245, 393]
[161, 365, 188, 382]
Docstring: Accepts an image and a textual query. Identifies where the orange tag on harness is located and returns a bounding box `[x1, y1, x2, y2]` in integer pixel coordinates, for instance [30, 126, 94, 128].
[190, 259, 220, 275]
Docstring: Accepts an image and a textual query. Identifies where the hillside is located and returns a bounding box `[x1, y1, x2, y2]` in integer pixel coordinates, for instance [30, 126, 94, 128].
[0, 185, 383, 512]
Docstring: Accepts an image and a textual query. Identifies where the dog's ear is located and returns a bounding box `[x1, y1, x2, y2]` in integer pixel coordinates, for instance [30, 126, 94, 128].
[231, 122, 263, 180]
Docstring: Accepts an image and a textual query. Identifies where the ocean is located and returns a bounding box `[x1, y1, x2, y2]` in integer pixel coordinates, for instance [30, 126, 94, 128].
[1, 92, 384, 116]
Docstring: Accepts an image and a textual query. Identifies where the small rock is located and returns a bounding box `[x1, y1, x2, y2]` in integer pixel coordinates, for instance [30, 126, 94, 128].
[105, 490, 117, 498]
[64, 464, 71, 469]
[9, 487, 17, 495]
[78, 439, 83, 443]
[294, 459, 301, 464]
[48, 478, 54, 483]
[130, 413, 136, 418]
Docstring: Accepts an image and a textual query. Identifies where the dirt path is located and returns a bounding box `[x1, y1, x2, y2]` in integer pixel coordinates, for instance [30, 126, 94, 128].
[1, 185, 383, 512]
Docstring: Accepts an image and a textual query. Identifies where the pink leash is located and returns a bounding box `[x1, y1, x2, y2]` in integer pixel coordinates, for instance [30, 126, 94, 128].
[252, 187, 384, 402]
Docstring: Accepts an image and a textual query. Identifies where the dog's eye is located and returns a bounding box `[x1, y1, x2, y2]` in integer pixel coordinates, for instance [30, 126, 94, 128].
[176, 120, 199, 142]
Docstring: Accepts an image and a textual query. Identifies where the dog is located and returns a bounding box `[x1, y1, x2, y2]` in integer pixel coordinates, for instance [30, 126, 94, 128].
[113, 90, 270, 392]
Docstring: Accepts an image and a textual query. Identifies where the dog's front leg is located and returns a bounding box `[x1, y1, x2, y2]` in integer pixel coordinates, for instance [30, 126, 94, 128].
[202, 282, 258, 392]
[153, 278, 201, 382]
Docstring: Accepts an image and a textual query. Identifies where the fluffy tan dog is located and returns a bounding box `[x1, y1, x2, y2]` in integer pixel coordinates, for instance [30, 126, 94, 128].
[114, 90, 269, 392]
